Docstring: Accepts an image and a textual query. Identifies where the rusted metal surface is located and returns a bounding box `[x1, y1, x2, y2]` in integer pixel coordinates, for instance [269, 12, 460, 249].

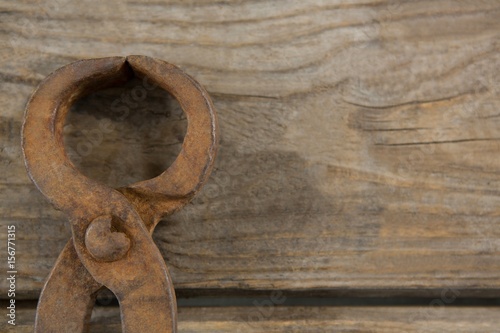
[22, 56, 219, 332]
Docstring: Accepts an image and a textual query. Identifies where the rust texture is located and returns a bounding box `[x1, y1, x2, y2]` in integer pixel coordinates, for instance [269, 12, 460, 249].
[21, 55, 219, 332]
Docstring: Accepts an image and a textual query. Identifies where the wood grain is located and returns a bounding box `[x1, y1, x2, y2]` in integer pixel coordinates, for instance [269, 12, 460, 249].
[1, 0, 500, 299]
[2, 304, 500, 333]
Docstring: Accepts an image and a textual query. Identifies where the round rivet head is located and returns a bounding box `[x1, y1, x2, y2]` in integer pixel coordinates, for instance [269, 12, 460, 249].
[85, 215, 131, 262]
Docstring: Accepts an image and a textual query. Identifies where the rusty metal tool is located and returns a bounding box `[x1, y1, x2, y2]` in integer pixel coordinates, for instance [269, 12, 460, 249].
[22, 56, 219, 332]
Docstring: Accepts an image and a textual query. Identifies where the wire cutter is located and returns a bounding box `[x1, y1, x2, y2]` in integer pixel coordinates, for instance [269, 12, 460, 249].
[22, 55, 218, 332]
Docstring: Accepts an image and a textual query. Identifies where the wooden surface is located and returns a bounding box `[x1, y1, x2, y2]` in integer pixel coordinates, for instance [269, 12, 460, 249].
[2, 304, 499, 332]
[1, 0, 500, 302]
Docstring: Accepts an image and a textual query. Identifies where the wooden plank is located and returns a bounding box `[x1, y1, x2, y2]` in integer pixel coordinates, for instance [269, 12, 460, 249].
[2, 304, 499, 332]
[1, 0, 500, 298]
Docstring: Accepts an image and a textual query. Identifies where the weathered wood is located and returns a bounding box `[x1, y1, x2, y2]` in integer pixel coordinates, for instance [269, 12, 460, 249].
[1, 0, 500, 299]
[2, 304, 500, 333]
